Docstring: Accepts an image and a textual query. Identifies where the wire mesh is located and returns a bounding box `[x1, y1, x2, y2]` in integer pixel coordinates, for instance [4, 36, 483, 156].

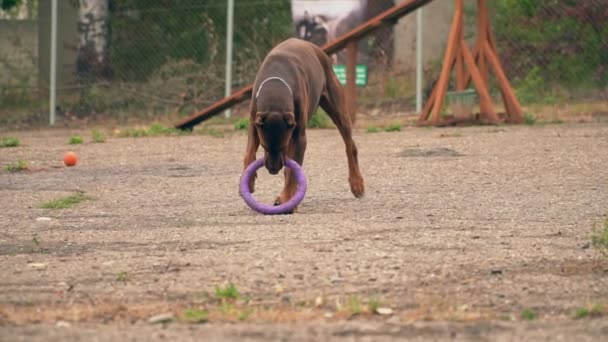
[0, 0, 606, 127]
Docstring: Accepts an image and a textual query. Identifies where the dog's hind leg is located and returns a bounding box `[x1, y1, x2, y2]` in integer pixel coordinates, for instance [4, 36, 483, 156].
[319, 69, 365, 198]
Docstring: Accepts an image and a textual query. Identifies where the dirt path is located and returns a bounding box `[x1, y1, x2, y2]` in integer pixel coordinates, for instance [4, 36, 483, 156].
[1, 123, 607, 340]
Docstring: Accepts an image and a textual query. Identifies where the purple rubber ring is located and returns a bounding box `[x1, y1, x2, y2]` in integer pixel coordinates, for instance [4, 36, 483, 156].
[240, 157, 307, 215]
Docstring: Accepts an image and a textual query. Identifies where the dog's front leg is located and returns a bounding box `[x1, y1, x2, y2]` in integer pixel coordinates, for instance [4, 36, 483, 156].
[275, 133, 307, 210]
[242, 121, 260, 193]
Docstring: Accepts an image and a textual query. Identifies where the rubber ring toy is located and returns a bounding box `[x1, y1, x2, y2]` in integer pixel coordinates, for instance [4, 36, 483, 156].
[240, 157, 307, 215]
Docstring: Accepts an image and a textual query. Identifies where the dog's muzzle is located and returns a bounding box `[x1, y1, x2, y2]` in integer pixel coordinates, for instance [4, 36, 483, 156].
[264, 152, 284, 175]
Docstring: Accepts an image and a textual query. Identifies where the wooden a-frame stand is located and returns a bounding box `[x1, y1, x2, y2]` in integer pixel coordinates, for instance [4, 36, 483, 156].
[418, 0, 524, 126]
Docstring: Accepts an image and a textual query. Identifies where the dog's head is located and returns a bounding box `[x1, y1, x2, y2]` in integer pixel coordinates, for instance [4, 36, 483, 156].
[254, 111, 297, 174]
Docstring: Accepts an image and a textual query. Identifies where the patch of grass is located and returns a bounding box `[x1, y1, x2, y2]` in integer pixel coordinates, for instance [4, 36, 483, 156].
[439, 132, 463, 138]
[32, 236, 40, 246]
[148, 123, 180, 136]
[520, 309, 537, 320]
[181, 308, 209, 323]
[118, 123, 187, 138]
[346, 297, 362, 316]
[574, 304, 604, 319]
[368, 298, 381, 313]
[5, 160, 28, 172]
[69, 135, 84, 145]
[201, 127, 225, 138]
[215, 283, 240, 300]
[384, 123, 401, 132]
[233, 117, 249, 130]
[91, 129, 106, 143]
[591, 217, 608, 257]
[219, 302, 234, 315]
[0, 136, 20, 148]
[116, 271, 129, 282]
[366, 124, 401, 133]
[524, 112, 537, 125]
[308, 109, 332, 129]
[39, 192, 87, 209]
[238, 308, 254, 321]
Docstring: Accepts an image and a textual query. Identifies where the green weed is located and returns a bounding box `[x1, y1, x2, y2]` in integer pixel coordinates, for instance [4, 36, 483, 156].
[524, 112, 537, 125]
[308, 109, 332, 129]
[346, 297, 362, 316]
[116, 271, 129, 282]
[215, 283, 240, 300]
[233, 117, 249, 130]
[5, 160, 28, 172]
[181, 308, 209, 323]
[520, 309, 537, 320]
[591, 217, 608, 257]
[69, 135, 84, 145]
[39, 192, 87, 209]
[573, 304, 604, 319]
[0, 136, 20, 148]
[91, 129, 106, 143]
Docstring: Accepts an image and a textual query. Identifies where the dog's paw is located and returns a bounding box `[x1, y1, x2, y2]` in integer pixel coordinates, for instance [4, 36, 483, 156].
[349, 177, 365, 198]
[274, 196, 297, 214]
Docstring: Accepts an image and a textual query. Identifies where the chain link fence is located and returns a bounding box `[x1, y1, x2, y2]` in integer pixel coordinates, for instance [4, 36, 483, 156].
[1, 0, 606, 128]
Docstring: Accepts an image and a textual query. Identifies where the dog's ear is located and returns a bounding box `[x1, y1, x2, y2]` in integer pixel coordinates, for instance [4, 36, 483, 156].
[283, 112, 296, 128]
[254, 112, 267, 127]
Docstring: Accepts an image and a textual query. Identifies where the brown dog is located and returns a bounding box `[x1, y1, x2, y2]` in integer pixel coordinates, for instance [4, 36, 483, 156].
[243, 38, 365, 211]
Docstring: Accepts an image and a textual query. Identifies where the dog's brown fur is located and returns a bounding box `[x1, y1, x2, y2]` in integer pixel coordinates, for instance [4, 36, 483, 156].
[243, 38, 365, 212]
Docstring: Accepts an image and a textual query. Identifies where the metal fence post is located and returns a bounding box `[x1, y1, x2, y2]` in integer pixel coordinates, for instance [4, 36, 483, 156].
[416, 7, 423, 113]
[49, 0, 58, 126]
[224, 0, 235, 118]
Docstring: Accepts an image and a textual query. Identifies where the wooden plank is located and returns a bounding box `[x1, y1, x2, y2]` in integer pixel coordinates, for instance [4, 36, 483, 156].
[175, 86, 252, 130]
[477, 0, 489, 88]
[461, 41, 500, 124]
[428, 0, 463, 124]
[485, 45, 524, 123]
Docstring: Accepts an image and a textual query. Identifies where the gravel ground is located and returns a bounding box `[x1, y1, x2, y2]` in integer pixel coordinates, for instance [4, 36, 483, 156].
[0, 122, 607, 341]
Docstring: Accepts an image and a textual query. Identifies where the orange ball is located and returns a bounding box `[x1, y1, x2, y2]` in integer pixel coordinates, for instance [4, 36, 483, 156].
[63, 152, 78, 167]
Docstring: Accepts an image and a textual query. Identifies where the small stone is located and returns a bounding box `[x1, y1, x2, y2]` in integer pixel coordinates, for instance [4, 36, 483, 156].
[490, 269, 503, 275]
[376, 307, 393, 315]
[28, 263, 46, 269]
[581, 242, 591, 249]
[324, 312, 333, 319]
[315, 296, 324, 307]
[148, 313, 174, 324]
[36, 217, 52, 222]
[56, 320, 71, 328]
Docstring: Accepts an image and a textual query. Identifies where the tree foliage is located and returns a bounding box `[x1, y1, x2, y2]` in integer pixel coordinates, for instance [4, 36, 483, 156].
[110, 0, 292, 81]
[491, 0, 607, 89]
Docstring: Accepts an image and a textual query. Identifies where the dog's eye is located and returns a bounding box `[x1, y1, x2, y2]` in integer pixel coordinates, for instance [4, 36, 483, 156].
[255, 112, 267, 126]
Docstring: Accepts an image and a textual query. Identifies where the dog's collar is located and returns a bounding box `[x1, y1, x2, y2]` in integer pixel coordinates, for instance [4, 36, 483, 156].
[255, 77, 293, 99]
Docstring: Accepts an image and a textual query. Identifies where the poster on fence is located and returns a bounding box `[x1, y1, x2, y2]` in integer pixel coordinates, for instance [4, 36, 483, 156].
[291, 0, 368, 63]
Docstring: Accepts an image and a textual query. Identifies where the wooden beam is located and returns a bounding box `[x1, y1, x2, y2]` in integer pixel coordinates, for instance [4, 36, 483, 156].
[427, 0, 464, 124]
[461, 41, 500, 123]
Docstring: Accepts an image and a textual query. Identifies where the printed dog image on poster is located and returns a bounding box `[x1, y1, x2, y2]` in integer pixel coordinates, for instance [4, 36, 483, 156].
[291, 0, 368, 63]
